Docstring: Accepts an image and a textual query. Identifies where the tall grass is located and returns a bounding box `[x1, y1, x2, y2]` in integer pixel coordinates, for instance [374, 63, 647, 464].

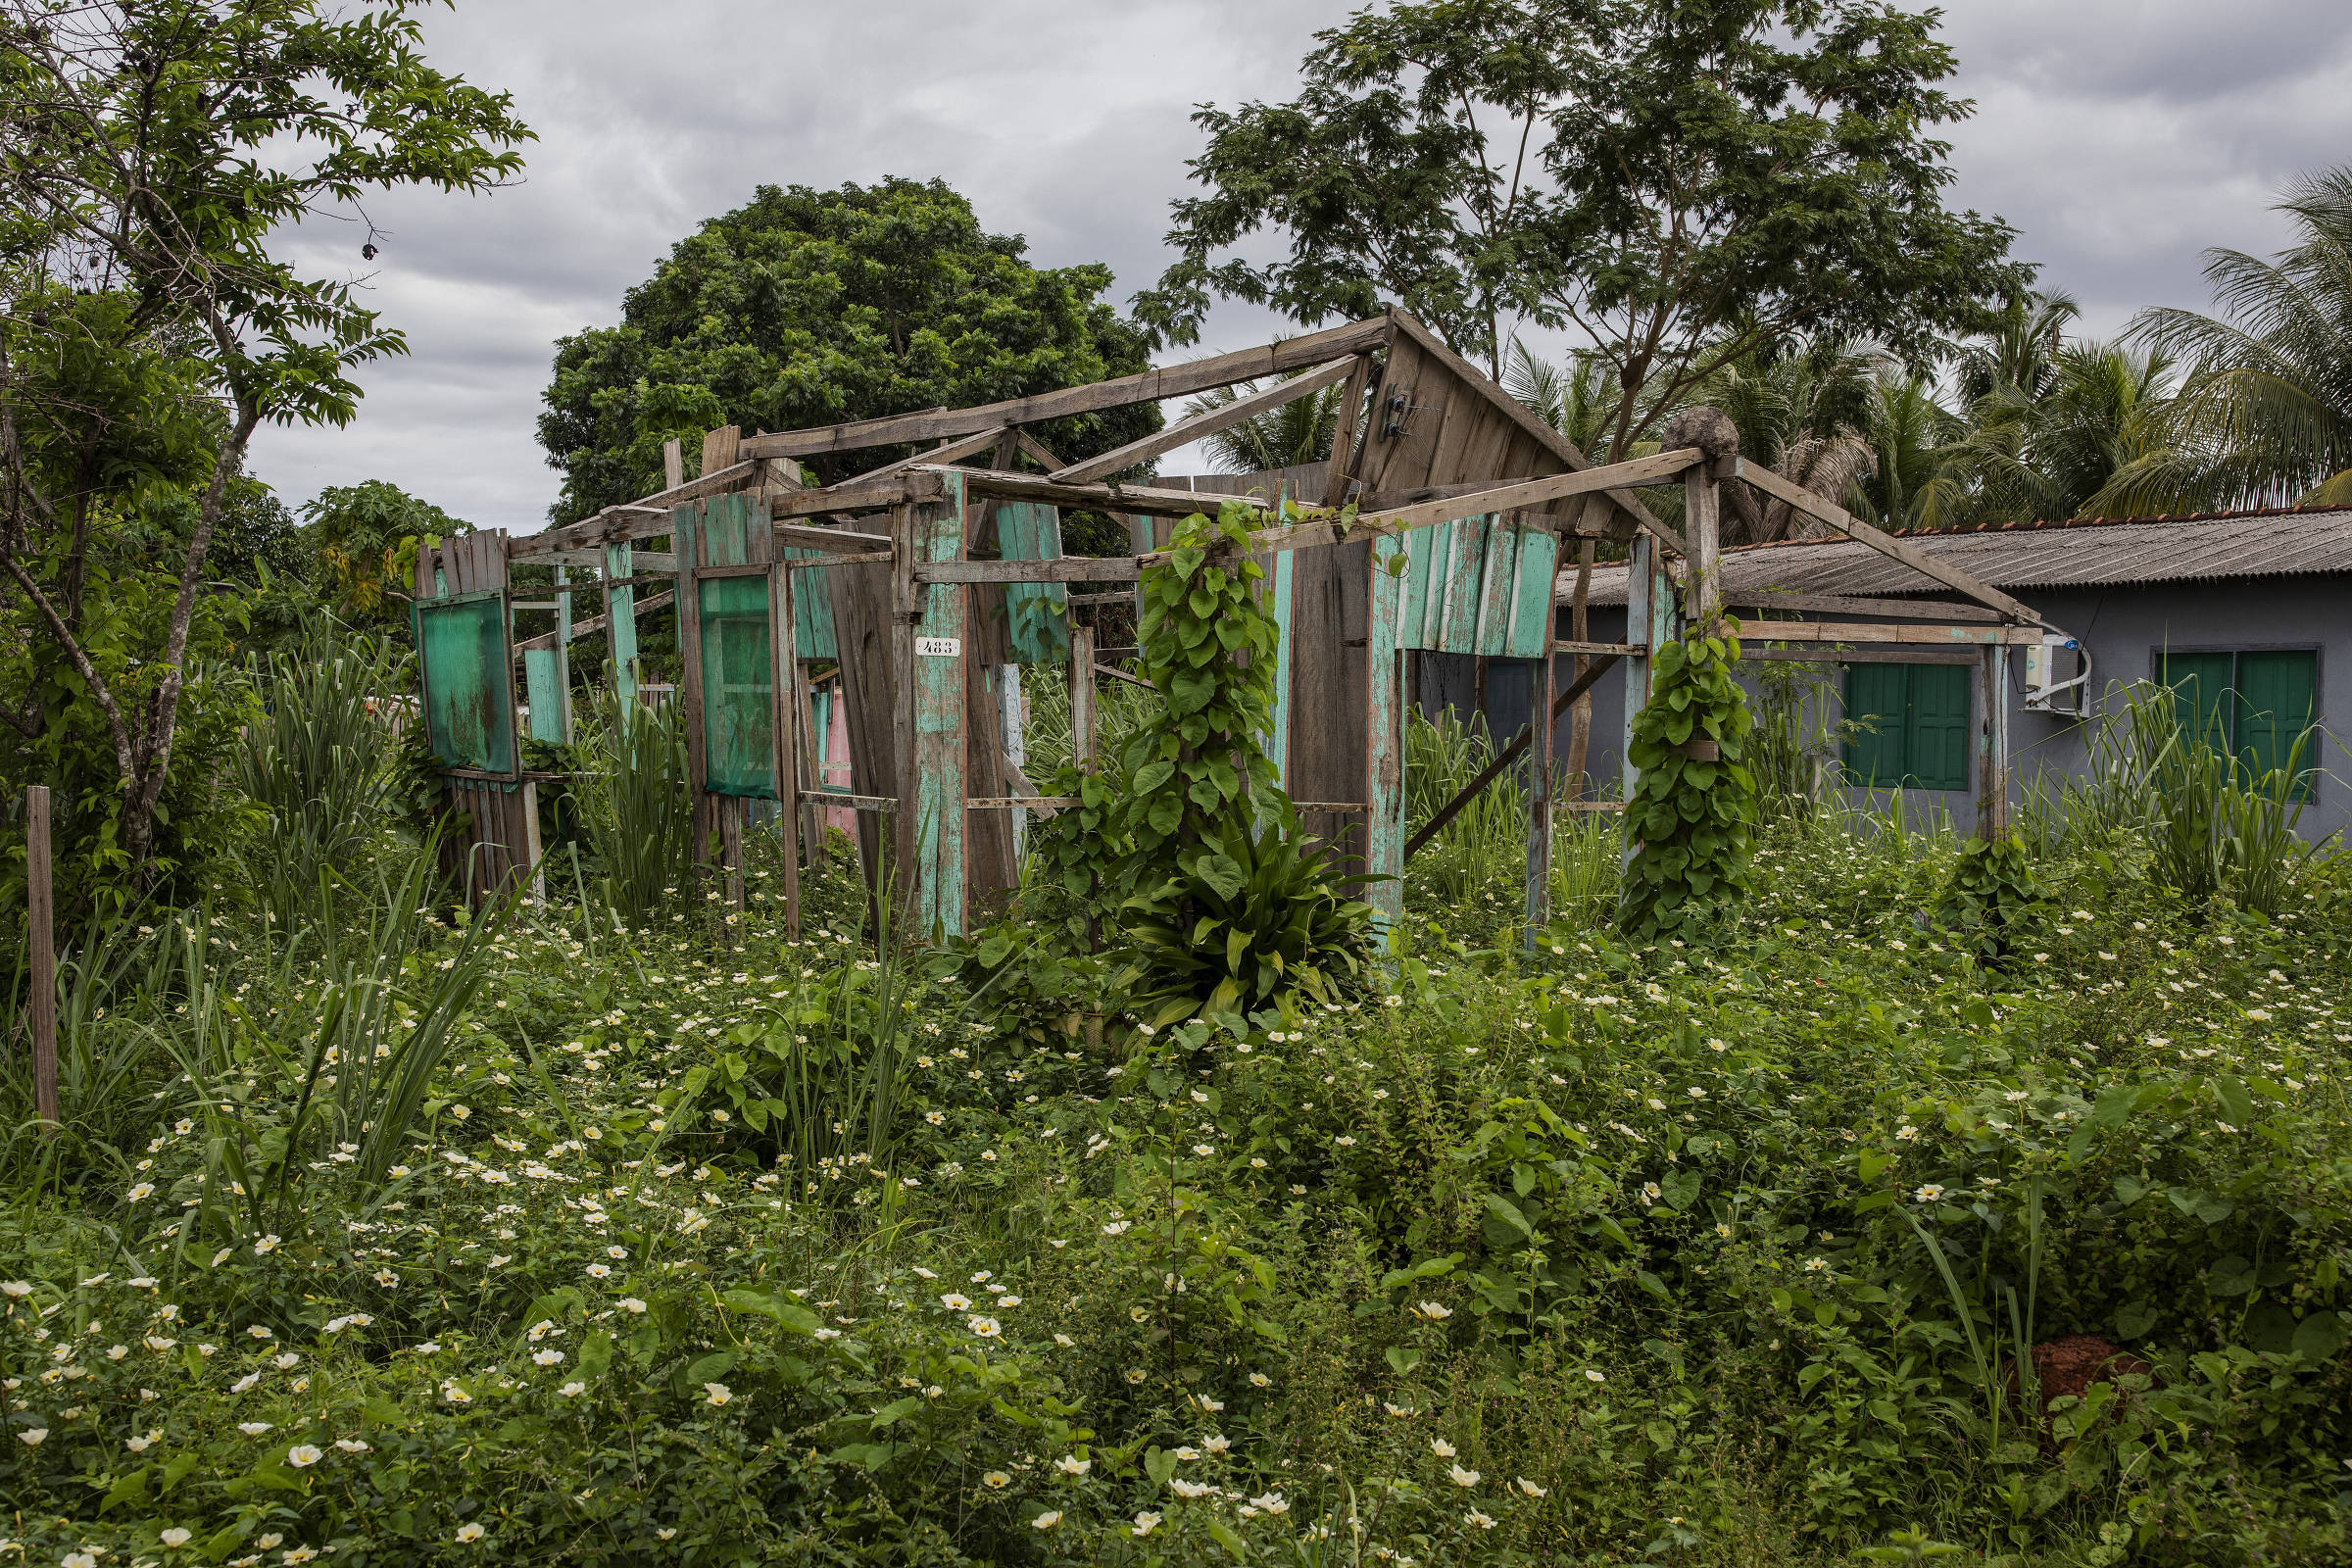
[2035, 681, 2324, 913]
[569, 693, 696, 929]
[1403, 709, 1623, 935]
[231, 625, 407, 929]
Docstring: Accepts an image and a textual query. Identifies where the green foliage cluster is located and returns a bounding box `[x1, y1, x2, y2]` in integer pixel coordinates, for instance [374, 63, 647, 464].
[1620, 628, 1757, 940]
[537, 178, 1160, 519]
[1936, 833, 2043, 963]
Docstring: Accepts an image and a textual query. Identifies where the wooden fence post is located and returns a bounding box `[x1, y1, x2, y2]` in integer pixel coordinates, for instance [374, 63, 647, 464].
[1980, 646, 2011, 841]
[1524, 644, 1555, 947]
[770, 558, 803, 939]
[25, 785, 57, 1131]
[1363, 533, 1408, 943]
[1070, 624, 1096, 766]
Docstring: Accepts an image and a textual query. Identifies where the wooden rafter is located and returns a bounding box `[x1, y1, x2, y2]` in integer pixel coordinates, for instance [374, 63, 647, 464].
[1047, 355, 1362, 485]
[736, 316, 1396, 461]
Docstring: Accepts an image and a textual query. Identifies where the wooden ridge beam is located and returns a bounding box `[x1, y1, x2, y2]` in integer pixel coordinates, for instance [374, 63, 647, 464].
[1739, 462, 2044, 625]
[1048, 356, 1361, 484]
[738, 317, 1396, 460]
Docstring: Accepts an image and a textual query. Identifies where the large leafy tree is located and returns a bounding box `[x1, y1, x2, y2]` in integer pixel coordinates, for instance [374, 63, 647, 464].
[0, 0, 529, 874]
[2130, 166, 2352, 510]
[539, 178, 1161, 519]
[1138, 0, 2027, 463]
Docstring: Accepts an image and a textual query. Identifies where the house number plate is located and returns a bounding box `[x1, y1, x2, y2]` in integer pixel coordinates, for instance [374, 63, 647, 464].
[916, 636, 961, 658]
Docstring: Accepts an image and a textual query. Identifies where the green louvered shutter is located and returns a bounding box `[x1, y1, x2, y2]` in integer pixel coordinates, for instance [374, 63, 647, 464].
[2233, 650, 2318, 795]
[2158, 651, 2235, 752]
[1842, 662, 1909, 787]
[1906, 663, 1973, 790]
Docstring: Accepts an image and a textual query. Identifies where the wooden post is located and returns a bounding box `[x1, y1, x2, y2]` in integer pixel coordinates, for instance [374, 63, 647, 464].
[553, 564, 572, 741]
[889, 503, 920, 916]
[1363, 532, 1408, 943]
[1620, 534, 1678, 807]
[796, 667, 827, 870]
[1265, 550, 1296, 790]
[769, 560, 803, 938]
[604, 543, 638, 710]
[1979, 645, 2011, 841]
[1001, 663, 1027, 858]
[1070, 624, 1096, 765]
[906, 476, 970, 937]
[25, 785, 56, 1131]
[1524, 646, 1554, 947]
[662, 437, 685, 492]
[519, 780, 545, 904]
[674, 501, 711, 886]
[1686, 466, 1724, 632]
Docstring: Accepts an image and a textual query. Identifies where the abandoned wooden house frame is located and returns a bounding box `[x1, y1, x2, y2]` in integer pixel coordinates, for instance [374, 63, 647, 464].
[409, 307, 2074, 939]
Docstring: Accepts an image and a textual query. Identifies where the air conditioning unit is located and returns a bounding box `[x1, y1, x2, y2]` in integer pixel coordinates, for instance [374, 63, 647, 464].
[2022, 634, 2089, 716]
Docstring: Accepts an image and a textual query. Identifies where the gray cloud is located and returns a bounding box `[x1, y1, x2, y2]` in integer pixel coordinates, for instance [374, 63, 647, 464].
[244, 0, 2352, 530]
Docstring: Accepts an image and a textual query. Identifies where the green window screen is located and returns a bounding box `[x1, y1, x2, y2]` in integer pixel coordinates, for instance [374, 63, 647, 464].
[700, 574, 776, 799]
[416, 593, 515, 774]
[1842, 662, 1971, 790]
[2160, 649, 2318, 797]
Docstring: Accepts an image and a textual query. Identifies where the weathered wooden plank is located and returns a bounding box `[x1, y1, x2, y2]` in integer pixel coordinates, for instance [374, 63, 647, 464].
[673, 501, 710, 877]
[25, 785, 55, 1129]
[663, 438, 685, 491]
[1524, 642, 1555, 946]
[1740, 645, 1983, 665]
[739, 317, 1396, 460]
[912, 557, 1144, 584]
[1741, 620, 2041, 646]
[1739, 460, 2043, 624]
[1265, 550, 1295, 789]
[1504, 523, 1556, 660]
[1323, 352, 1377, 506]
[775, 523, 895, 552]
[769, 560, 802, 939]
[1048, 355, 1360, 484]
[907, 476, 971, 936]
[1980, 646, 2011, 841]
[512, 460, 766, 556]
[1687, 467, 1724, 630]
[992, 501, 1069, 664]
[1364, 531, 1408, 940]
[1475, 520, 1520, 657]
[1723, 589, 2004, 623]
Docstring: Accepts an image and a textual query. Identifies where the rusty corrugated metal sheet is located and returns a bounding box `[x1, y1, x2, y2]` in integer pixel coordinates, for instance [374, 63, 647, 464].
[1563, 505, 2352, 607]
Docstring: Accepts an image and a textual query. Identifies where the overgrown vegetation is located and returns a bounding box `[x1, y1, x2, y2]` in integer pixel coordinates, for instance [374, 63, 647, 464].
[6, 566, 2349, 1567]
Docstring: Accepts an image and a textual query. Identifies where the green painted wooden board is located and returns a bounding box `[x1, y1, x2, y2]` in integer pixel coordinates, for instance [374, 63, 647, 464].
[604, 542, 638, 708]
[416, 592, 515, 774]
[1399, 515, 1557, 658]
[523, 648, 565, 744]
[993, 501, 1069, 664]
[697, 494, 779, 799]
[781, 548, 840, 659]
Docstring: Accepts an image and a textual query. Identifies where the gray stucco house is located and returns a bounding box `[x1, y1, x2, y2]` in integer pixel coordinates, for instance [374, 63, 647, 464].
[1419, 505, 2352, 843]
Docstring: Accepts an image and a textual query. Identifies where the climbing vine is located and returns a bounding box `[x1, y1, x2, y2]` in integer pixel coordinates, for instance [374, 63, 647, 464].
[1619, 626, 1756, 941]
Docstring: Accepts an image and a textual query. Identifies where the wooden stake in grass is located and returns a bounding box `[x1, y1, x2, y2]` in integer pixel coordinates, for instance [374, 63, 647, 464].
[25, 785, 57, 1130]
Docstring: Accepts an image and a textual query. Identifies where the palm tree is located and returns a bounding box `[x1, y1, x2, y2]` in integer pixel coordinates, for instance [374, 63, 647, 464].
[1179, 371, 1348, 473]
[2130, 166, 2352, 508]
[1503, 338, 1621, 457]
[1918, 339, 2186, 527]
[1854, 369, 1963, 529]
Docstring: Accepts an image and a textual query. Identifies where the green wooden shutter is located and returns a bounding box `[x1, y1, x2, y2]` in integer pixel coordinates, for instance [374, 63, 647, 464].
[2159, 651, 2234, 751]
[1906, 663, 1973, 790]
[2233, 650, 2318, 793]
[1842, 662, 1908, 787]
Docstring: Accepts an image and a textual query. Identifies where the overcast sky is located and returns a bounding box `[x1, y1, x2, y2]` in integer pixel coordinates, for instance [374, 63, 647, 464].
[243, 0, 2352, 533]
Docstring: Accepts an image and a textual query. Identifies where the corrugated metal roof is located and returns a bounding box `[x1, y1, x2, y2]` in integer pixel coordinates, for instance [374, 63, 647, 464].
[1560, 504, 2352, 607]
